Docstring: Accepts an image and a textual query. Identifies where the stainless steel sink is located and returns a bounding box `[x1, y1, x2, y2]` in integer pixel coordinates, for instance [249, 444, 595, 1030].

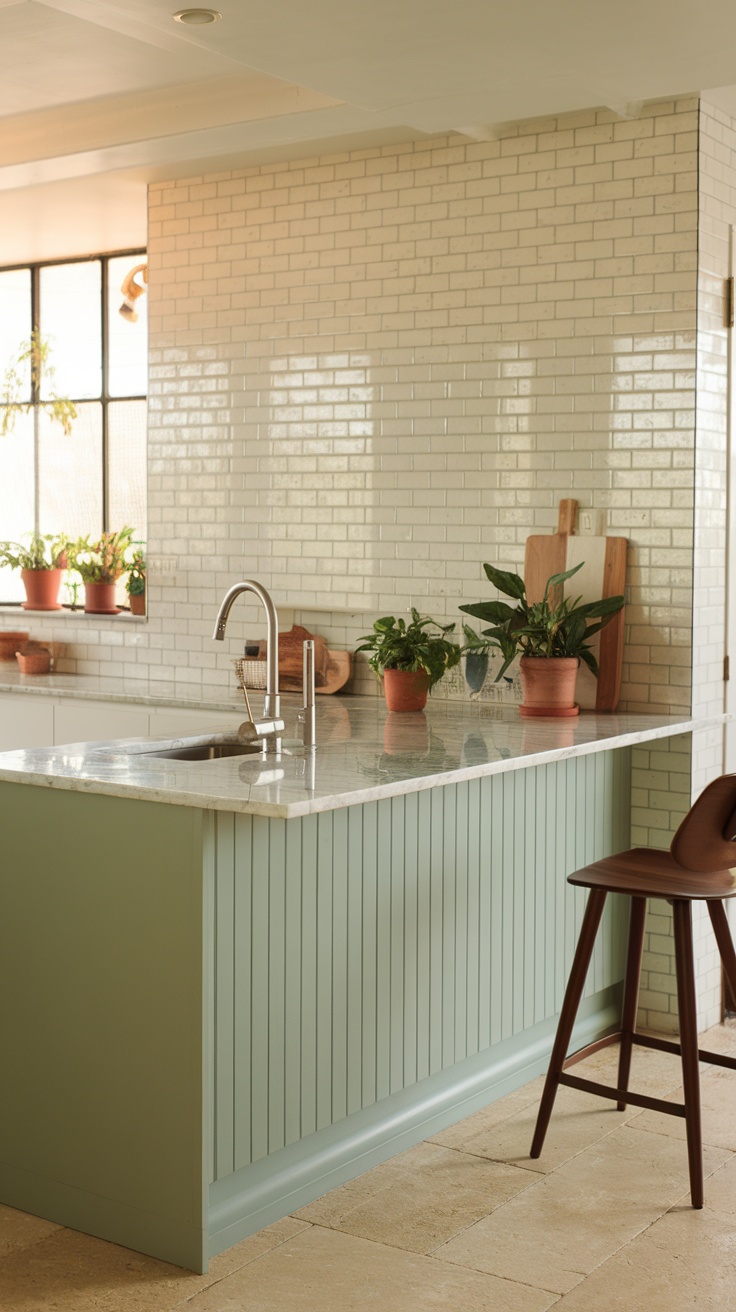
[145, 742, 263, 762]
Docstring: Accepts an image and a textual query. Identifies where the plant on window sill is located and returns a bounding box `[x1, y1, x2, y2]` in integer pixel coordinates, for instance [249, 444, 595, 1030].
[0, 533, 69, 610]
[1, 329, 77, 438]
[125, 544, 146, 615]
[68, 527, 136, 616]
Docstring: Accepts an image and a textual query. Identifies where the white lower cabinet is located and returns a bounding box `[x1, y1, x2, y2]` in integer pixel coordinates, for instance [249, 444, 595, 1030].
[148, 707, 241, 738]
[0, 692, 243, 752]
[53, 701, 151, 747]
[0, 694, 55, 751]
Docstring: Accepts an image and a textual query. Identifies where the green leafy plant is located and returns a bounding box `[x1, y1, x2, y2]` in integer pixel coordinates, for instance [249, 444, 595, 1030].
[0, 533, 68, 571]
[461, 623, 495, 692]
[357, 608, 462, 689]
[459, 562, 624, 682]
[68, 527, 135, 584]
[126, 545, 146, 596]
[1, 329, 77, 438]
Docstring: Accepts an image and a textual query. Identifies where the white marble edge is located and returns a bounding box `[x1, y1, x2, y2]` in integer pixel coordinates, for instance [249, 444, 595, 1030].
[0, 698, 717, 819]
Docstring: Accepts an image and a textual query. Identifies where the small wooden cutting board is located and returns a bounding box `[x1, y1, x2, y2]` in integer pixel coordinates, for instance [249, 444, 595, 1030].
[524, 499, 627, 712]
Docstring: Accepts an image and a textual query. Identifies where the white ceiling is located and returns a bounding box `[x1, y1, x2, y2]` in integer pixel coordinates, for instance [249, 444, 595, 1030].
[4, 0, 736, 261]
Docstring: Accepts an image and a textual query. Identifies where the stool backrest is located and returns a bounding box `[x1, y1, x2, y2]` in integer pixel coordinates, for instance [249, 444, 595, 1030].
[670, 774, 736, 871]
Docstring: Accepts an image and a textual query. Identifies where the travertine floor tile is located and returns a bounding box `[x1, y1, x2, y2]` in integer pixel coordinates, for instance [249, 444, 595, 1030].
[431, 1045, 685, 1176]
[701, 1146, 736, 1216]
[553, 1161, 736, 1312]
[0, 1204, 61, 1258]
[0, 1215, 309, 1312]
[633, 1062, 736, 1150]
[696, 1017, 736, 1057]
[295, 1141, 534, 1252]
[438, 1083, 631, 1176]
[184, 1225, 557, 1312]
[293, 1156, 411, 1226]
[575, 1038, 688, 1097]
[435, 1124, 730, 1296]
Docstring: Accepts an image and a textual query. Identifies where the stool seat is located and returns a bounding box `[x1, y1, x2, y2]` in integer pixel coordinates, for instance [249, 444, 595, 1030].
[530, 773, 736, 1209]
[569, 848, 736, 901]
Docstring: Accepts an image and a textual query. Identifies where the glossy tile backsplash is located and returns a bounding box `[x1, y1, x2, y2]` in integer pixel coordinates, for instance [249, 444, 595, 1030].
[0, 96, 725, 717]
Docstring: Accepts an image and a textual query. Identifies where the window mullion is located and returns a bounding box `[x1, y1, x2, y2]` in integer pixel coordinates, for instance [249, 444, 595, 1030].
[32, 264, 40, 536]
[101, 256, 109, 532]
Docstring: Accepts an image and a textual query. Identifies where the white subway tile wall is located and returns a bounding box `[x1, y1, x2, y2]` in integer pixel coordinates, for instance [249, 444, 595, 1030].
[145, 97, 703, 704]
[0, 97, 708, 714]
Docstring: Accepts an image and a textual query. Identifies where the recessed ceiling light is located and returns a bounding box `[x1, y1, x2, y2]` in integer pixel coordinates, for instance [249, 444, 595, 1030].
[173, 8, 222, 24]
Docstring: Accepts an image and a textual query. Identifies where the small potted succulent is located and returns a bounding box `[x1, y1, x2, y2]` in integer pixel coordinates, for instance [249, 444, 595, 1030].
[68, 527, 135, 615]
[126, 545, 146, 616]
[357, 608, 462, 711]
[0, 534, 69, 610]
[460, 562, 624, 717]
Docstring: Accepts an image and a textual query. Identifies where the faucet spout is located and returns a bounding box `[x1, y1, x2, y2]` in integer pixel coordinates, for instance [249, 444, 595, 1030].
[213, 580, 280, 720]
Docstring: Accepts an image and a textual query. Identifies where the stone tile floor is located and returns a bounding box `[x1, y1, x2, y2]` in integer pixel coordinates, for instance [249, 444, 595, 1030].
[2, 1022, 736, 1311]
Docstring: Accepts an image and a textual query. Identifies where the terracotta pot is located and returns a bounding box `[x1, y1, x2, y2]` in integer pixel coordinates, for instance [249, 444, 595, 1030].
[128, 591, 146, 616]
[16, 649, 51, 676]
[84, 581, 120, 615]
[0, 630, 29, 661]
[21, 568, 63, 611]
[519, 656, 580, 718]
[383, 668, 431, 712]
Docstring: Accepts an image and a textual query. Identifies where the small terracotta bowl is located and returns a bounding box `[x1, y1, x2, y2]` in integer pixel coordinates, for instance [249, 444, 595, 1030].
[0, 630, 30, 661]
[16, 647, 52, 676]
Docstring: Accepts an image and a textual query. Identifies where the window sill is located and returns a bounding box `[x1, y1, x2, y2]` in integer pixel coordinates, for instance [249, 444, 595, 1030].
[0, 604, 146, 621]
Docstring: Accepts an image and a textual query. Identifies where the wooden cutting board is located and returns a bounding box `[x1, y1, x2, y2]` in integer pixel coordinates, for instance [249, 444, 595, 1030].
[255, 625, 352, 694]
[524, 499, 627, 711]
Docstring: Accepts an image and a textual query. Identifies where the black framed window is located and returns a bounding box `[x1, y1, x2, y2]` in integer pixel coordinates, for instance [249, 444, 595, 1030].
[0, 250, 147, 603]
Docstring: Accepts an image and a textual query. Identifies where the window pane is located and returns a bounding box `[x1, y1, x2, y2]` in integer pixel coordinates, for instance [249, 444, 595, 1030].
[0, 268, 32, 404]
[0, 411, 35, 602]
[108, 255, 147, 397]
[107, 400, 147, 538]
[39, 261, 102, 400]
[38, 402, 102, 539]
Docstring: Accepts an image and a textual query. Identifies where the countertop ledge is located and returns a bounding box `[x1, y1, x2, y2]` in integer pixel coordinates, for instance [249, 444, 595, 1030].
[0, 668, 257, 714]
[0, 697, 717, 818]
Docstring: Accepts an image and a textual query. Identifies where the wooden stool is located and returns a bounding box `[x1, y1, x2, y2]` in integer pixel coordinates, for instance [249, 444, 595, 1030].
[530, 775, 736, 1207]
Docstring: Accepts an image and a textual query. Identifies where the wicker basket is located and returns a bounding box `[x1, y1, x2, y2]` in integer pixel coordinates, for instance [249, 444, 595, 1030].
[234, 658, 267, 690]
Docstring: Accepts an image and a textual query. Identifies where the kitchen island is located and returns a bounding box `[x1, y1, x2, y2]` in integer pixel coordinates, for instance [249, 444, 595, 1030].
[0, 697, 707, 1271]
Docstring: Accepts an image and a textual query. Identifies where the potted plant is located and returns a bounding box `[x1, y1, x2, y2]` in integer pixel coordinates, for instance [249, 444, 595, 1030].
[1, 329, 77, 438]
[357, 608, 462, 711]
[0, 534, 69, 610]
[16, 641, 52, 676]
[68, 527, 135, 615]
[459, 562, 624, 718]
[126, 545, 146, 616]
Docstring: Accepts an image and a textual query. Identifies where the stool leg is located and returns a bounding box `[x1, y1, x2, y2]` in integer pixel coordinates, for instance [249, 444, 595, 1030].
[531, 888, 607, 1159]
[672, 899, 703, 1209]
[617, 895, 647, 1111]
[706, 900, 736, 1006]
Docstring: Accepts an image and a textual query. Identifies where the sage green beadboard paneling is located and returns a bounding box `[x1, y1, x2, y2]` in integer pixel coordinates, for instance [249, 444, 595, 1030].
[208, 983, 622, 1260]
[210, 748, 632, 1181]
[0, 783, 208, 1273]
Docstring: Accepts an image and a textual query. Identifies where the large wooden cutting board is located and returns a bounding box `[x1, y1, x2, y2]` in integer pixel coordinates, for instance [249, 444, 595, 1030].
[524, 499, 627, 711]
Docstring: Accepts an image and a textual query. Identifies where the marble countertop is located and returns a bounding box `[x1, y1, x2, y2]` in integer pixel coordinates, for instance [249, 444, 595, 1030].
[0, 694, 707, 818]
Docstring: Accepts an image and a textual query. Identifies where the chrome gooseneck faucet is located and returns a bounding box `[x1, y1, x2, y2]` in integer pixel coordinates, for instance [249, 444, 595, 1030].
[213, 580, 285, 747]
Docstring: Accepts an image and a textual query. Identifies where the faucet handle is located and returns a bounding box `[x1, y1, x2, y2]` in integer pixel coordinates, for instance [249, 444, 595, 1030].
[237, 717, 285, 747]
